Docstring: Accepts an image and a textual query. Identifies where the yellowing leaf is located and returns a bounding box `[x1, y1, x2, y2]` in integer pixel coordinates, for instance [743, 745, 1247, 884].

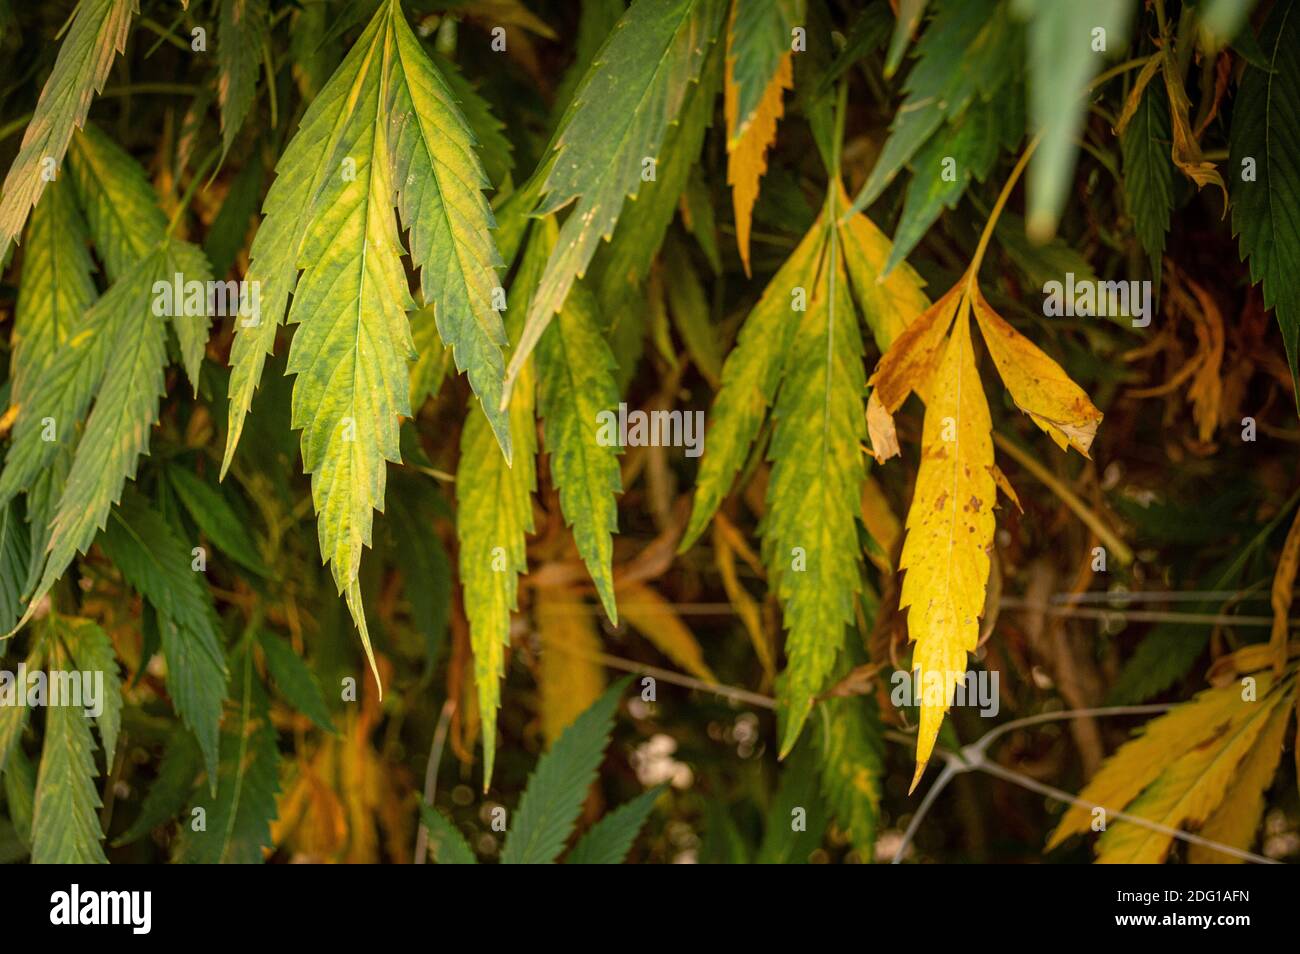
[617, 580, 716, 682]
[898, 308, 995, 790]
[712, 520, 774, 681]
[725, 46, 791, 275]
[535, 588, 606, 746]
[868, 283, 960, 412]
[970, 284, 1102, 456]
[1187, 694, 1293, 864]
[1097, 681, 1286, 863]
[1271, 506, 1300, 676]
[1160, 44, 1228, 203]
[865, 390, 900, 464]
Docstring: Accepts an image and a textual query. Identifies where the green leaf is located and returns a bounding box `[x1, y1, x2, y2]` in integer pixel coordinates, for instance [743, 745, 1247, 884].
[504, 0, 727, 402]
[1121, 72, 1174, 275]
[1229, 0, 1300, 411]
[169, 466, 268, 577]
[19, 240, 214, 626]
[755, 735, 828, 863]
[767, 217, 866, 756]
[681, 213, 826, 550]
[500, 677, 626, 865]
[0, 641, 37, 776]
[218, 0, 269, 159]
[176, 649, 280, 863]
[3, 746, 35, 849]
[203, 152, 265, 279]
[10, 175, 96, 407]
[814, 645, 884, 859]
[0, 0, 135, 260]
[456, 219, 546, 786]
[430, 51, 513, 188]
[31, 642, 107, 864]
[419, 804, 478, 864]
[408, 304, 454, 409]
[1014, 0, 1132, 240]
[58, 616, 123, 767]
[225, 3, 507, 683]
[257, 630, 335, 732]
[727, 0, 804, 141]
[884, 0, 927, 77]
[114, 728, 203, 845]
[565, 785, 662, 863]
[663, 238, 723, 386]
[0, 502, 30, 632]
[99, 493, 228, 781]
[536, 224, 623, 622]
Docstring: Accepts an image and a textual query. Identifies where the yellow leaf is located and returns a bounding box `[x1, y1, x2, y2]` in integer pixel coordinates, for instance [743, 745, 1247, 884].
[860, 474, 901, 566]
[1048, 674, 1277, 850]
[1187, 692, 1293, 863]
[617, 580, 717, 682]
[971, 284, 1102, 457]
[535, 588, 607, 746]
[835, 182, 931, 353]
[712, 521, 775, 681]
[725, 48, 791, 275]
[868, 283, 961, 413]
[865, 390, 900, 464]
[1271, 506, 1300, 677]
[898, 308, 995, 791]
[1097, 681, 1285, 863]
[1160, 45, 1227, 204]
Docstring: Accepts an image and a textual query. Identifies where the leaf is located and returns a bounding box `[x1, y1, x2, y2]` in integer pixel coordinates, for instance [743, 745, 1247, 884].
[10, 175, 96, 408]
[456, 219, 545, 787]
[419, 803, 478, 864]
[565, 786, 662, 864]
[31, 641, 107, 864]
[114, 728, 203, 845]
[1119, 72, 1174, 274]
[725, 8, 792, 274]
[616, 580, 716, 682]
[176, 651, 280, 864]
[0, 502, 31, 632]
[408, 305, 454, 409]
[58, 616, 123, 767]
[535, 588, 606, 746]
[536, 228, 623, 621]
[681, 214, 827, 549]
[767, 222, 866, 755]
[1014, 0, 1132, 240]
[1187, 694, 1291, 863]
[1229, 0, 1300, 410]
[430, 51, 513, 188]
[18, 240, 214, 626]
[503, 0, 726, 403]
[169, 467, 267, 577]
[970, 285, 1102, 456]
[99, 493, 228, 781]
[756, 735, 828, 863]
[257, 631, 335, 733]
[218, 0, 270, 159]
[836, 182, 931, 353]
[814, 640, 884, 859]
[499, 677, 627, 864]
[1048, 674, 1281, 850]
[387, 482, 452, 672]
[0, 0, 136, 260]
[662, 238, 723, 387]
[1096, 681, 1289, 863]
[893, 307, 995, 789]
[3, 746, 36, 849]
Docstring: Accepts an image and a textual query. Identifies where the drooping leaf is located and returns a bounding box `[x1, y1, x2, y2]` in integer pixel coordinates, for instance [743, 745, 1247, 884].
[503, 0, 726, 402]
[169, 466, 268, 577]
[0, 0, 136, 260]
[499, 677, 626, 865]
[58, 615, 123, 767]
[257, 631, 335, 733]
[99, 493, 228, 781]
[218, 0, 270, 159]
[1229, 0, 1300, 410]
[114, 728, 203, 845]
[419, 803, 478, 864]
[1120, 72, 1174, 275]
[616, 580, 716, 682]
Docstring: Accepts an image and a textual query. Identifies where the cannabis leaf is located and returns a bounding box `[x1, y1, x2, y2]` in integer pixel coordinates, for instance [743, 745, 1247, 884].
[502, 0, 726, 403]
[224, 0, 508, 687]
[1229, 0, 1300, 408]
[0, 0, 136, 260]
[536, 588, 607, 746]
[218, 0, 270, 160]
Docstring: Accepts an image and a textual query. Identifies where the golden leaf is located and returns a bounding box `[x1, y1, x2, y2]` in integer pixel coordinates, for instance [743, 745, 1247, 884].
[868, 283, 961, 412]
[535, 588, 607, 745]
[898, 308, 995, 791]
[725, 49, 792, 275]
[970, 284, 1103, 456]
[1187, 693, 1293, 863]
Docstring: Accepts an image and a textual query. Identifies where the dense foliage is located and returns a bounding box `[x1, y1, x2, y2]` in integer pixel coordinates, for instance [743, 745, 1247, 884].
[0, 0, 1297, 864]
